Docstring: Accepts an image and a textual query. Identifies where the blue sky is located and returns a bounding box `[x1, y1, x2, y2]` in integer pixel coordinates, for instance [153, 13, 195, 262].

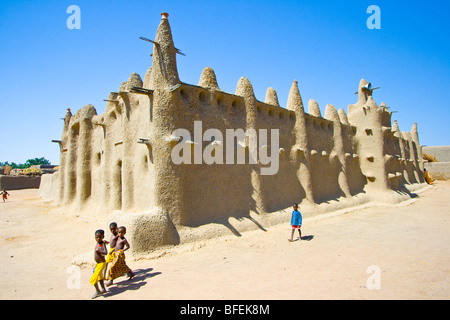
[0, 0, 449, 165]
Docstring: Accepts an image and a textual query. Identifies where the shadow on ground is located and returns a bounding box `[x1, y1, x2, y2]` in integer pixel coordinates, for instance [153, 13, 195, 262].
[302, 235, 314, 241]
[103, 267, 161, 298]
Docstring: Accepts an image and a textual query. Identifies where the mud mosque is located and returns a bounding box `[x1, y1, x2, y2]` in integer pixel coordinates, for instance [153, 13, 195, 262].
[39, 12, 425, 252]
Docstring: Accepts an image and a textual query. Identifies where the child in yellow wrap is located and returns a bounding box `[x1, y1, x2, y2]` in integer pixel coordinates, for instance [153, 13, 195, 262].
[105, 222, 118, 276]
[90, 229, 108, 299]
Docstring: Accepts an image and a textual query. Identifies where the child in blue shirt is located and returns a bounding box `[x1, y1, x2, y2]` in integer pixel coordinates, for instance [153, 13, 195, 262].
[289, 203, 302, 242]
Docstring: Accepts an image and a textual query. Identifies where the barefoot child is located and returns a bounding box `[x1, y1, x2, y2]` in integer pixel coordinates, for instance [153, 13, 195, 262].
[90, 229, 108, 298]
[106, 226, 135, 286]
[1, 189, 10, 202]
[104, 222, 118, 277]
[289, 203, 302, 242]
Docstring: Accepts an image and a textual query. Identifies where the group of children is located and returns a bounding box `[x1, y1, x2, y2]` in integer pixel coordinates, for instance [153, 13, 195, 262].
[90, 222, 135, 299]
[89, 204, 302, 298]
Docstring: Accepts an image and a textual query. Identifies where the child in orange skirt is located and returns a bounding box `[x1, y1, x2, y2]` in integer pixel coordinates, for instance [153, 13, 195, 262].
[105, 226, 135, 286]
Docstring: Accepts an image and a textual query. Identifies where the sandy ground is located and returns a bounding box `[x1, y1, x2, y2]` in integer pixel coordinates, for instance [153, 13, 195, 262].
[0, 181, 449, 301]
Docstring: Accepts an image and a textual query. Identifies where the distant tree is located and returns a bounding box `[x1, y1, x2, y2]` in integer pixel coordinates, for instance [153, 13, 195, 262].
[3, 165, 12, 175]
[24, 157, 51, 167]
[1, 157, 51, 169]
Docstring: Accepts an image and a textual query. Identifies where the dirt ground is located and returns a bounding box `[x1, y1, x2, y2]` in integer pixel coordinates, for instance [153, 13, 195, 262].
[0, 181, 449, 300]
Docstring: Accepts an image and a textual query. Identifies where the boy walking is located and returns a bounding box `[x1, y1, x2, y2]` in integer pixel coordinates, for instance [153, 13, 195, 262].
[90, 229, 108, 298]
[289, 203, 302, 242]
[104, 222, 118, 277]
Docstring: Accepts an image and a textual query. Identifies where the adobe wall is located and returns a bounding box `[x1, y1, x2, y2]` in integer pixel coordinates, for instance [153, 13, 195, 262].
[165, 76, 370, 228]
[422, 146, 450, 162]
[424, 162, 450, 180]
[423, 146, 450, 180]
[0, 175, 41, 190]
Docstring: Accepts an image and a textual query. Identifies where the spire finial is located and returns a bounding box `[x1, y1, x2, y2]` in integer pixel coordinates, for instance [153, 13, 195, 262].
[265, 87, 280, 107]
[235, 77, 255, 98]
[324, 104, 339, 121]
[199, 67, 219, 90]
[338, 108, 349, 125]
[287, 80, 304, 113]
[308, 99, 321, 117]
[150, 12, 180, 88]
